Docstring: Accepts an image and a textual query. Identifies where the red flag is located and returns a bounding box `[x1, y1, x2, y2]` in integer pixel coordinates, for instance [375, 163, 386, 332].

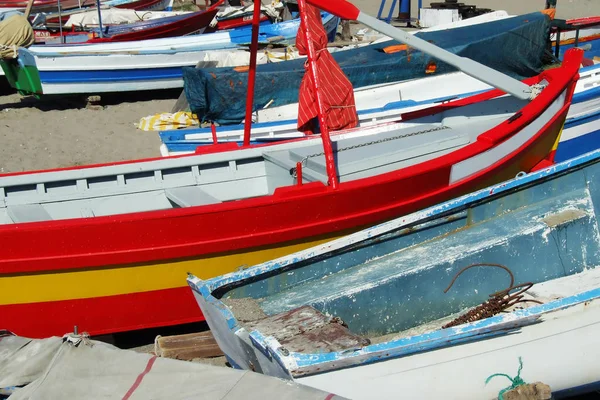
[296, 6, 358, 133]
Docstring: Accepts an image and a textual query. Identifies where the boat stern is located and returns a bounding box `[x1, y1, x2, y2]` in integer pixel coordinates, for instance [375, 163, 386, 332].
[186, 273, 296, 379]
[0, 48, 43, 97]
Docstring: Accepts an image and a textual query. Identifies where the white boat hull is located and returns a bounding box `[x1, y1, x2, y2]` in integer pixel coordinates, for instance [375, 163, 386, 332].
[298, 298, 600, 399]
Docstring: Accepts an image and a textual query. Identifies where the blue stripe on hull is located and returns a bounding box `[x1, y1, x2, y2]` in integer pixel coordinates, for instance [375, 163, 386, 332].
[555, 128, 600, 162]
[40, 66, 185, 83]
[554, 111, 600, 162]
[572, 84, 600, 104]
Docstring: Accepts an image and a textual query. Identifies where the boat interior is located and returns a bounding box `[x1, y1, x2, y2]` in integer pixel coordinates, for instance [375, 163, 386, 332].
[216, 156, 600, 355]
[0, 95, 525, 225]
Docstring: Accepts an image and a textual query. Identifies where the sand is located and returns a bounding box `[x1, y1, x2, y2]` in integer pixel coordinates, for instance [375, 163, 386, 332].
[1, 0, 599, 173]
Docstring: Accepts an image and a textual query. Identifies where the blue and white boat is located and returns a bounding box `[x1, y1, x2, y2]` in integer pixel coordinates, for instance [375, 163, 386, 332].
[188, 146, 600, 400]
[0, 12, 339, 94]
[161, 62, 600, 164]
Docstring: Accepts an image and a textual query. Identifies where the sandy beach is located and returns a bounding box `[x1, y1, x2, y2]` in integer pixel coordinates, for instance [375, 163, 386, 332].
[1, 0, 599, 173]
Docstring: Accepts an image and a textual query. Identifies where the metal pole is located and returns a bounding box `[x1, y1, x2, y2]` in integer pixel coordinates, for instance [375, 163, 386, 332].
[386, 0, 397, 23]
[241, 0, 262, 147]
[297, 0, 339, 189]
[58, 0, 63, 44]
[377, 0, 386, 20]
[96, 0, 104, 38]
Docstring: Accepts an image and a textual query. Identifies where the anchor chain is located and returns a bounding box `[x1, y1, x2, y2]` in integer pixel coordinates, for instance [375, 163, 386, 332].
[442, 263, 543, 329]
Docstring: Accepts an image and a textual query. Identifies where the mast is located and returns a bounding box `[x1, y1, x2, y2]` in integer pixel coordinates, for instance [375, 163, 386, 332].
[297, 0, 338, 188]
[242, 0, 262, 147]
[96, 0, 104, 38]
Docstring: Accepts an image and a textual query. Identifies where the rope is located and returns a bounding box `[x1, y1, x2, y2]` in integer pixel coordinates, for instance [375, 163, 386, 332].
[485, 357, 527, 400]
[0, 44, 17, 59]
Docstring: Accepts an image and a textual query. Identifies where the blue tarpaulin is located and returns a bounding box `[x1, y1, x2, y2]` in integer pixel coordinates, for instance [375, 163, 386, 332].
[183, 12, 551, 125]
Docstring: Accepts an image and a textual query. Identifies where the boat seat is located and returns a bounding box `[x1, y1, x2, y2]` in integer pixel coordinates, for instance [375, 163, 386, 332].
[164, 186, 221, 208]
[264, 124, 469, 184]
[7, 204, 53, 223]
[244, 305, 369, 353]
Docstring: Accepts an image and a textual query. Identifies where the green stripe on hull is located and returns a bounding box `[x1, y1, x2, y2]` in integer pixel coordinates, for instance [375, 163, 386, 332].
[0, 59, 43, 97]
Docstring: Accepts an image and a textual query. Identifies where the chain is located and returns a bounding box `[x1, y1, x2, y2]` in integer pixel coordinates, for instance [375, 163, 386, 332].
[298, 125, 450, 165]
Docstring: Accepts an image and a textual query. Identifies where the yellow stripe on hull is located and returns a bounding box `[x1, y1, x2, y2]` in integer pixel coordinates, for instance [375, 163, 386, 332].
[0, 236, 335, 306]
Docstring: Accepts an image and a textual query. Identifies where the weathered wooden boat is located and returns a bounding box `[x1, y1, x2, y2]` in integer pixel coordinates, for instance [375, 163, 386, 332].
[0, 28, 583, 339]
[0, 11, 339, 94]
[206, 5, 271, 32]
[188, 140, 600, 400]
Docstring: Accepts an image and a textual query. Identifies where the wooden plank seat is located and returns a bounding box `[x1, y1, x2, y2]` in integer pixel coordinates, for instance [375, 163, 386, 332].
[164, 186, 221, 208]
[6, 204, 53, 223]
[243, 305, 370, 354]
[263, 124, 471, 184]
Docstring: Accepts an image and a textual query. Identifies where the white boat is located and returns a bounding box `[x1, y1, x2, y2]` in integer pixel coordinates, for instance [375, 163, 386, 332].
[160, 61, 600, 165]
[0, 11, 340, 92]
[0, 11, 512, 93]
[188, 143, 600, 400]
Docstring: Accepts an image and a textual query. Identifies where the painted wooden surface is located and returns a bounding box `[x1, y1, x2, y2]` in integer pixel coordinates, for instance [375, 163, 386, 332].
[188, 146, 600, 399]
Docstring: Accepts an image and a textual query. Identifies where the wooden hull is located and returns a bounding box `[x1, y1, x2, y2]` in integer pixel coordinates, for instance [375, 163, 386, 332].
[85, 9, 218, 43]
[297, 299, 600, 398]
[35, 9, 213, 44]
[0, 50, 581, 338]
[188, 118, 600, 400]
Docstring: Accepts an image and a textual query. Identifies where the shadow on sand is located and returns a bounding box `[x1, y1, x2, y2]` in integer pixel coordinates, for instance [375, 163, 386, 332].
[0, 83, 183, 111]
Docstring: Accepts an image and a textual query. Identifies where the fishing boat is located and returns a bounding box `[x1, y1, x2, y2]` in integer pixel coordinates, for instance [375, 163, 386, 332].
[0, 0, 97, 14]
[0, 11, 339, 94]
[162, 62, 600, 164]
[0, 0, 583, 338]
[161, 16, 600, 163]
[187, 142, 600, 400]
[182, 10, 551, 125]
[48, 8, 219, 43]
[32, 0, 274, 43]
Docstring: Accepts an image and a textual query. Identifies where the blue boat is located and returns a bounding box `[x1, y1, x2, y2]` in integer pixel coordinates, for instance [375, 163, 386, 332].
[189, 147, 600, 399]
[161, 62, 600, 164]
[183, 11, 551, 125]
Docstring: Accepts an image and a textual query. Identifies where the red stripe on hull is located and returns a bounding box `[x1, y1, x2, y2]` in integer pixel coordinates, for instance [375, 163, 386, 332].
[0, 287, 204, 338]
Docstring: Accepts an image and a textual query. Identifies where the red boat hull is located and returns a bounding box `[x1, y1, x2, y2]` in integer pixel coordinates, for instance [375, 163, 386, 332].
[0, 51, 582, 339]
[88, 8, 218, 42]
[42, 0, 175, 25]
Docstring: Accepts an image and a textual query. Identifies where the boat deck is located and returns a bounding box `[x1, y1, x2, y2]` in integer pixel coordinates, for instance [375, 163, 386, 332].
[0, 110, 509, 225]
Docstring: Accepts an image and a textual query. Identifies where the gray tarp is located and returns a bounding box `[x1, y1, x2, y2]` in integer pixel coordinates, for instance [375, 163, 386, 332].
[0, 333, 346, 400]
